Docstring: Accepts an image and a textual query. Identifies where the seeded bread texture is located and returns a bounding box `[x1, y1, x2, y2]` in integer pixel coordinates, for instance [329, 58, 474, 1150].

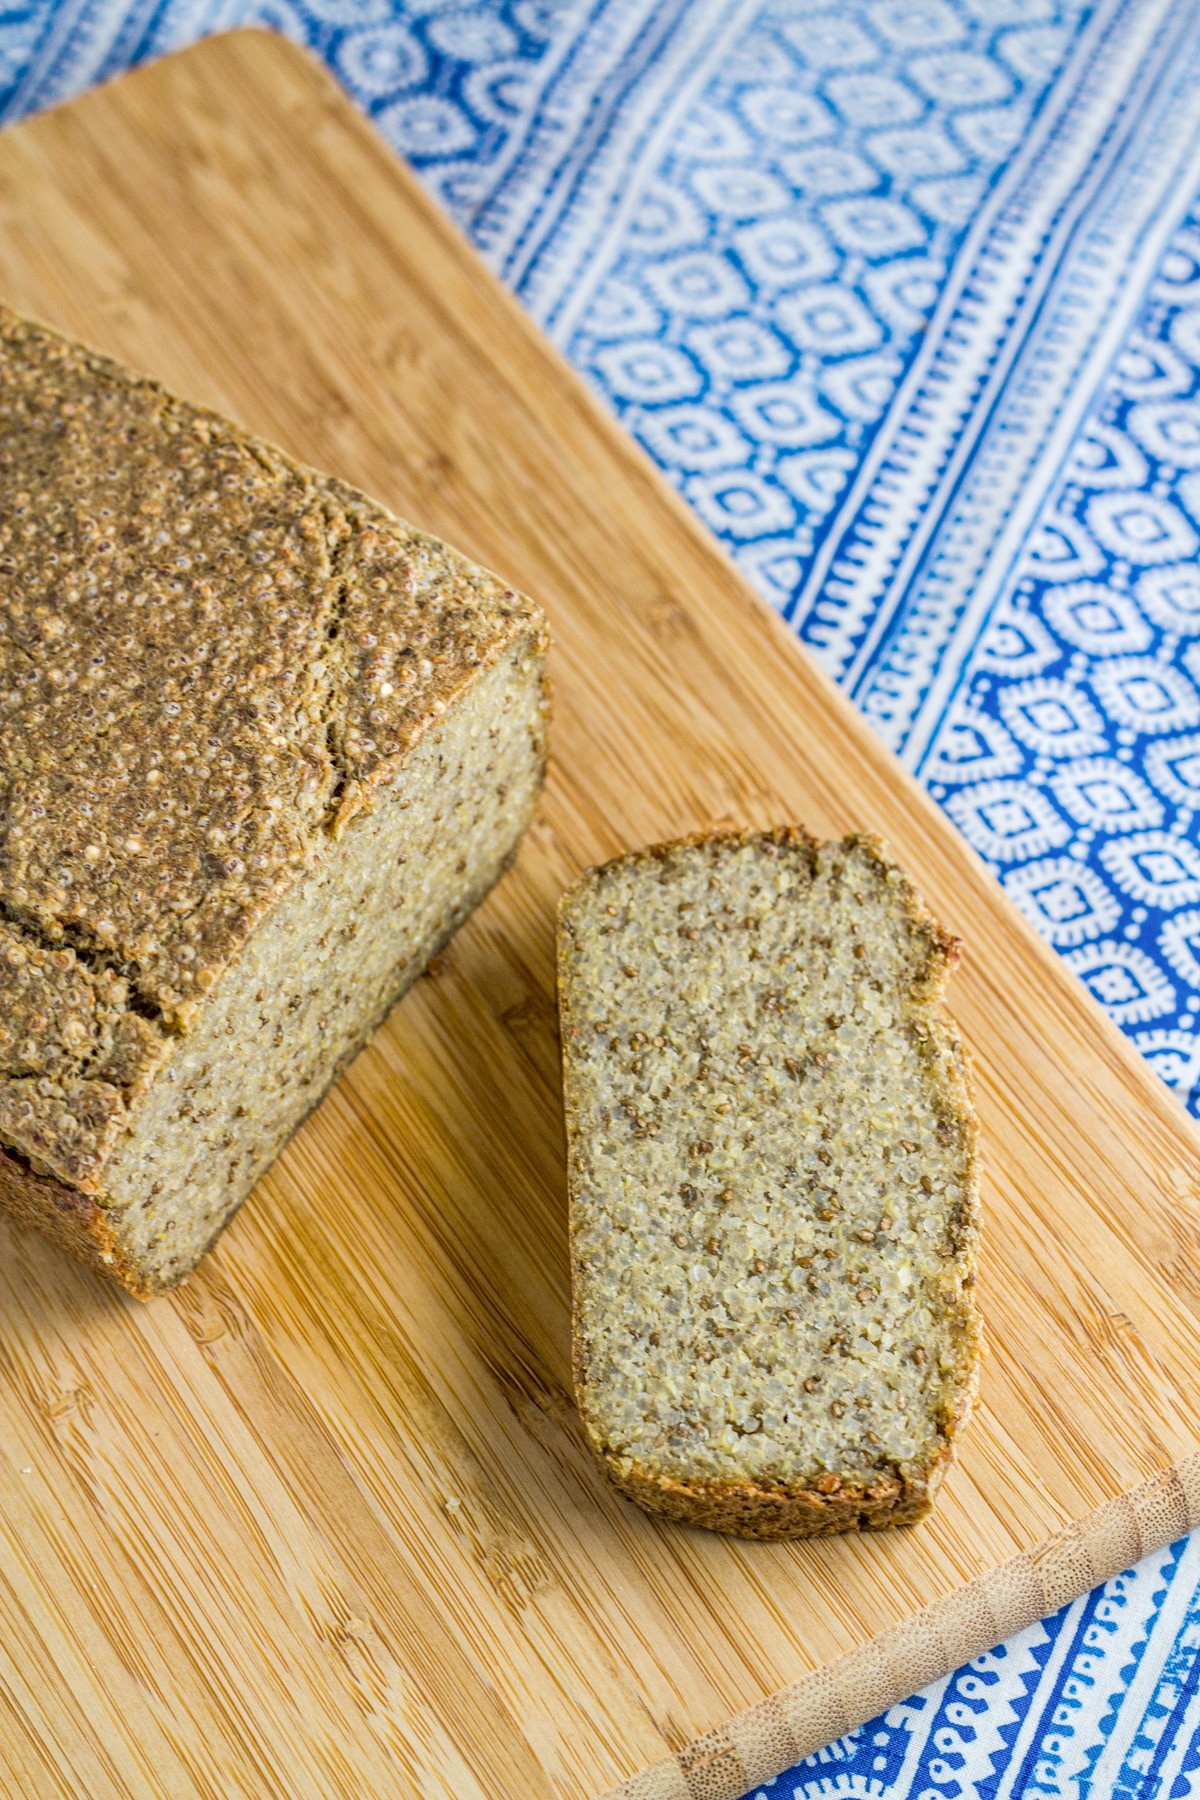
[0, 304, 548, 1296]
[557, 828, 981, 1540]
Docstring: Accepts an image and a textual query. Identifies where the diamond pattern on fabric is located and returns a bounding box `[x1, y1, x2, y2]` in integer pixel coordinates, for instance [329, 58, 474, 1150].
[923, 200, 1200, 1113]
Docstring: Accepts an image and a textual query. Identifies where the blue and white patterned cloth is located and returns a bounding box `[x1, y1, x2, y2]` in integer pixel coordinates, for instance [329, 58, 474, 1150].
[786, 1535, 1200, 1800]
[6, 0, 1200, 1792]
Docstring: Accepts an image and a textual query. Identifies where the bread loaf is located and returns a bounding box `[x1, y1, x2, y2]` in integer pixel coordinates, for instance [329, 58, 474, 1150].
[0, 306, 548, 1296]
[557, 828, 980, 1539]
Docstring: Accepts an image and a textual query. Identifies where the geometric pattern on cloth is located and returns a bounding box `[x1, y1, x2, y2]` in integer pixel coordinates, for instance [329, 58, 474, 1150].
[923, 202, 1200, 1107]
[772, 1531, 1200, 1800]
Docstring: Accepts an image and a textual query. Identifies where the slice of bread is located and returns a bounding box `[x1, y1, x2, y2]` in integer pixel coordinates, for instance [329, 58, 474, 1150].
[556, 828, 981, 1539]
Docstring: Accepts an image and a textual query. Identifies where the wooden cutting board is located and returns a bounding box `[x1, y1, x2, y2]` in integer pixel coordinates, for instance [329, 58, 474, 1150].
[4, 31, 1200, 1800]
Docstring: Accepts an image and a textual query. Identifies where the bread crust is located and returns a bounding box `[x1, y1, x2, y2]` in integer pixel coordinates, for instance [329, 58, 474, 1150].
[558, 826, 981, 1542]
[596, 1444, 950, 1539]
[0, 1143, 137, 1288]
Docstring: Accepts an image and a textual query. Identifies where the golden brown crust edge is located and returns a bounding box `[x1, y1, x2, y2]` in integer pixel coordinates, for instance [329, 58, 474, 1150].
[595, 1443, 952, 1540]
[558, 824, 982, 1541]
[0, 1144, 148, 1294]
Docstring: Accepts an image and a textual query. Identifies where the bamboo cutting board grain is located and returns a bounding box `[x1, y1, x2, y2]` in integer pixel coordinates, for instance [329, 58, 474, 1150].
[4, 32, 1200, 1800]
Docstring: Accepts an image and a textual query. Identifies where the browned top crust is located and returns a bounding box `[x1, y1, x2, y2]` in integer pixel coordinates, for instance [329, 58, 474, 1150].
[0, 304, 543, 1189]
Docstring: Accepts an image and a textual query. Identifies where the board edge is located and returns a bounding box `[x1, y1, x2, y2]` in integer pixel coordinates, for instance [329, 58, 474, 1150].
[601, 1453, 1200, 1800]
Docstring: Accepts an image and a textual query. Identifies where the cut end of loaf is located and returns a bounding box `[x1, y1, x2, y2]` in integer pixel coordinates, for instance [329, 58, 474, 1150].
[105, 632, 548, 1295]
[557, 827, 981, 1540]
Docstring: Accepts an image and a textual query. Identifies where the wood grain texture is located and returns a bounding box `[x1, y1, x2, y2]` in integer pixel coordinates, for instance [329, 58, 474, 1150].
[2, 31, 1200, 1800]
